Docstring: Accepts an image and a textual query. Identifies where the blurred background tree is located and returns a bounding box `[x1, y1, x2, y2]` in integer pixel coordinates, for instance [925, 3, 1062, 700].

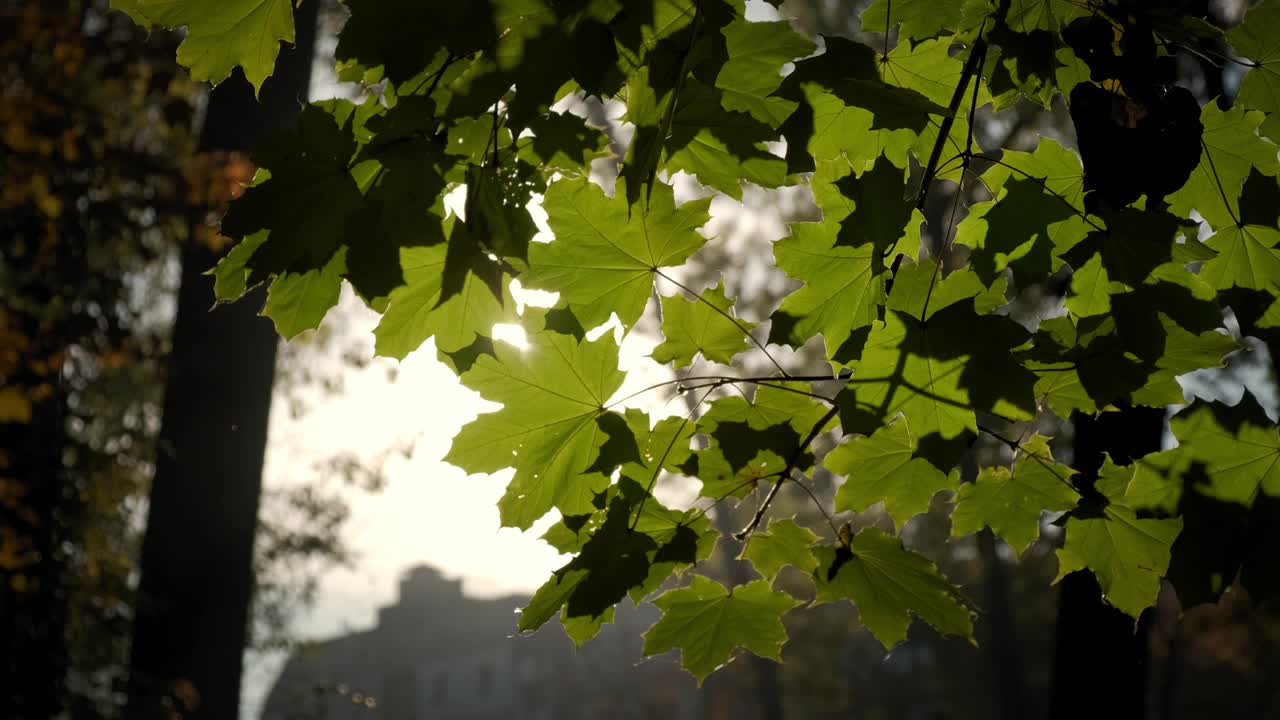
[1, 3, 195, 715]
[0, 2, 372, 717]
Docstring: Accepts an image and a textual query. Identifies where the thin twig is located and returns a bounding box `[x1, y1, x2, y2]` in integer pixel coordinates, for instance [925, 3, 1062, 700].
[915, 19, 988, 210]
[604, 371, 850, 411]
[787, 469, 841, 538]
[687, 473, 783, 525]
[882, 0, 892, 59]
[733, 405, 840, 541]
[629, 386, 716, 531]
[675, 377, 836, 404]
[976, 422, 1022, 449]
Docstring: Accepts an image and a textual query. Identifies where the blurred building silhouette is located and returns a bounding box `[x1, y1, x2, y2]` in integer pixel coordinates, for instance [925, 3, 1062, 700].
[261, 565, 704, 720]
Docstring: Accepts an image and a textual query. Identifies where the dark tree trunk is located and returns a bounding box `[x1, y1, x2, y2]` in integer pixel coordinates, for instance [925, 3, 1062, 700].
[1049, 407, 1165, 720]
[978, 528, 1027, 720]
[0, 374, 72, 719]
[125, 5, 317, 718]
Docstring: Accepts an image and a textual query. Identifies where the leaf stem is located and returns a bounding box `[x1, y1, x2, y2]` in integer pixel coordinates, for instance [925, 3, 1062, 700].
[918, 176, 967, 321]
[914, 19, 987, 211]
[733, 404, 840, 541]
[630, 386, 716, 531]
[882, 0, 892, 60]
[604, 371, 851, 410]
[687, 473, 783, 525]
[786, 469, 842, 539]
[1200, 138, 1244, 228]
[676, 377, 836, 404]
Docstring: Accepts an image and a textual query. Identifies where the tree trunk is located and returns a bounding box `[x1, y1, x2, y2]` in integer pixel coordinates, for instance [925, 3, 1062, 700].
[125, 4, 317, 718]
[0, 369, 72, 719]
[1048, 407, 1165, 720]
[978, 528, 1027, 720]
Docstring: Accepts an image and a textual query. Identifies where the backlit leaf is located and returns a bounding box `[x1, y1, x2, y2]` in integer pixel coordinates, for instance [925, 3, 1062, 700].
[814, 529, 974, 648]
[643, 575, 801, 682]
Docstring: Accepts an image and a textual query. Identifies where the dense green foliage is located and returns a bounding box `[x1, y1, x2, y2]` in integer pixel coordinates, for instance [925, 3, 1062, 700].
[121, 0, 1280, 681]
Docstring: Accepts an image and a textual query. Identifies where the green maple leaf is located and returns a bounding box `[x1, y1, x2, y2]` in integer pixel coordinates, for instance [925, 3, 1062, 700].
[1060, 210, 1203, 298]
[977, 136, 1086, 213]
[1169, 398, 1280, 504]
[982, 0, 1091, 109]
[955, 183, 1089, 288]
[715, 19, 816, 127]
[664, 80, 791, 198]
[446, 332, 625, 529]
[826, 416, 954, 527]
[1027, 360, 1097, 417]
[814, 529, 974, 649]
[772, 158, 916, 356]
[522, 481, 716, 643]
[982, 5, 1089, 110]
[527, 177, 711, 330]
[652, 279, 757, 367]
[882, 37, 991, 108]
[860, 0, 963, 41]
[959, 137, 1091, 286]
[1004, 0, 1090, 33]
[691, 386, 833, 499]
[212, 105, 368, 334]
[884, 258, 986, 322]
[113, 0, 294, 92]
[1063, 252, 1123, 317]
[776, 37, 946, 177]
[1056, 458, 1183, 618]
[952, 434, 1080, 555]
[335, 1, 498, 83]
[824, 158, 917, 254]
[841, 303, 1036, 469]
[262, 249, 348, 339]
[1229, 0, 1280, 117]
[445, 114, 513, 166]
[515, 111, 613, 176]
[211, 230, 269, 302]
[881, 37, 991, 174]
[620, 410, 696, 479]
[1200, 224, 1280, 291]
[1095, 447, 1188, 516]
[215, 96, 449, 320]
[1263, 113, 1280, 143]
[1169, 103, 1280, 232]
[373, 237, 516, 358]
[616, 0, 742, 203]
[643, 576, 801, 683]
[1153, 315, 1239, 376]
[219, 105, 363, 276]
[792, 81, 925, 178]
[349, 131, 451, 301]
[443, 0, 624, 125]
[741, 518, 819, 583]
[772, 223, 884, 358]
